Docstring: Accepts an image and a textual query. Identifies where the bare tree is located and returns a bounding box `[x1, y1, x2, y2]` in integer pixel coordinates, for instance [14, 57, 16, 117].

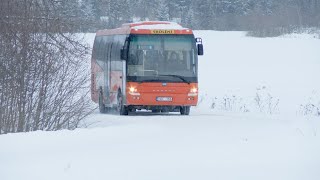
[0, 0, 94, 134]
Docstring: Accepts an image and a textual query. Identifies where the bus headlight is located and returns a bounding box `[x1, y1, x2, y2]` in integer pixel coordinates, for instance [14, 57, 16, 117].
[190, 87, 198, 93]
[129, 87, 140, 96]
[129, 87, 136, 93]
[188, 87, 198, 97]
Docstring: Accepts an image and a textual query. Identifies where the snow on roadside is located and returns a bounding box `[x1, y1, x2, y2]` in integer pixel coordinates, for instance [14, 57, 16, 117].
[194, 31, 320, 115]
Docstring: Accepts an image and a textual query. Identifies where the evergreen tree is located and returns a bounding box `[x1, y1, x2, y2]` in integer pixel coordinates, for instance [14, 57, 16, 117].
[193, 0, 215, 29]
[109, 0, 122, 28]
[156, 0, 170, 21]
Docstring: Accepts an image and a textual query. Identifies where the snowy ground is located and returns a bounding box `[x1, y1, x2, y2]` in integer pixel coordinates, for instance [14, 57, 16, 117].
[1, 31, 320, 180]
[196, 31, 320, 115]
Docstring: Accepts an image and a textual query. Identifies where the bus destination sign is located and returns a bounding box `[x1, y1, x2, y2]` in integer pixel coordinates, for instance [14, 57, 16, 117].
[151, 30, 175, 34]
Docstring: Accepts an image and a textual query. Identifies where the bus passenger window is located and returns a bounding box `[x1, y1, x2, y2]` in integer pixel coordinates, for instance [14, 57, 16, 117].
[128, 53, 137, 65]
[168, 51, 180, 67]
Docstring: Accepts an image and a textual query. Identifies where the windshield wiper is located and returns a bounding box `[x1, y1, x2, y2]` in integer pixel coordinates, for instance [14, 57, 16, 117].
[144, 79, 162, 82]
[158, 74, 190, 84]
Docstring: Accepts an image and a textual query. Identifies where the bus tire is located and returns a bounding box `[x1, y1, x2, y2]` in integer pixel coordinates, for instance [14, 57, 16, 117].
[152, 109, 161, 113]
[99, 92, 107, 113]
[117, 92, 128, 115]
[180, 106, 190, 115]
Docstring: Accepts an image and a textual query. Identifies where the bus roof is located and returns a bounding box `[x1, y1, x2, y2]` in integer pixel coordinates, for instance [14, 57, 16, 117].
[96, 21, 193, 36]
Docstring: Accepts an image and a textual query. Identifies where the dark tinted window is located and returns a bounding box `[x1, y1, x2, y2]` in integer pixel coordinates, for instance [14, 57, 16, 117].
[92, 37, 101, 59]
[127, 35, 197, 78]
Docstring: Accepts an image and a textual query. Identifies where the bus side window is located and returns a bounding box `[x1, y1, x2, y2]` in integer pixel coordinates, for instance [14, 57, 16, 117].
[114, 35, 121, 62]
[92, 37, 99, 59]
[95, 37, 102, 60]
[102, 36, 108, 62]
[95, 37, 106, 68]
[105, 38, 110, 63]
[116, 42, 122, 70]
[98, 37, 105, 61]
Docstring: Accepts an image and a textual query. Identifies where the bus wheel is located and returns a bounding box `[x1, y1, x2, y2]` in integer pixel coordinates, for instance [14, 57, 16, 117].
[99, 93, 107, 113]
[180, 106, 190, 115]
[152, 109, 160, 113]
[117, 93, 128, 115]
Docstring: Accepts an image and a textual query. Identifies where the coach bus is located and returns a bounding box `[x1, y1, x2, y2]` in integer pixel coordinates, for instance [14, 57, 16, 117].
[91, 21, 203, 115]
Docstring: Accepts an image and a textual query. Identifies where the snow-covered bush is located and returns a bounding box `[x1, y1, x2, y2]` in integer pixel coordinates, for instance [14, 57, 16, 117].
[299, 93, 320, 116]
[299, 103, 320, 116]
[254, 86, 280, 114]
[211, 95, 249, 113]
[209, 86, 279, 114]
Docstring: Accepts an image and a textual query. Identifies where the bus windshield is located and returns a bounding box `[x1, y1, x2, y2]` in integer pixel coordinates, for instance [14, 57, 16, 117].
[127, 34, 197, 82]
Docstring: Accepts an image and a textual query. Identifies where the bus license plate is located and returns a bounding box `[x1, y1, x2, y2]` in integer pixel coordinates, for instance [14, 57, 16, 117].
[156, 97, 172, 102]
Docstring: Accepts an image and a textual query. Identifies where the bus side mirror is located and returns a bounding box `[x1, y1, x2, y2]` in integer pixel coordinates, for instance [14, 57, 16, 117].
[121, 37, 130, 60]
[196, 38, 204, 56]
[197, 44, 203, 56]
[120, 48, 128, 60]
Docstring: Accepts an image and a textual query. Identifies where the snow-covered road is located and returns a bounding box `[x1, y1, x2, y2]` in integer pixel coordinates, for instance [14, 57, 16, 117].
[1, 111, 320, 180]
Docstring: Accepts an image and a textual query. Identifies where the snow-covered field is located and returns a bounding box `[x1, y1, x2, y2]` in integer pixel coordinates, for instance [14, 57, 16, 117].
[1, 31, 320, 180]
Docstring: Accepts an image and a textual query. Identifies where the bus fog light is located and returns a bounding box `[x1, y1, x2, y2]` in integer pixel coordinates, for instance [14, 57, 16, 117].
[132, 96, 140, 100]
[188, 93, 197, 97]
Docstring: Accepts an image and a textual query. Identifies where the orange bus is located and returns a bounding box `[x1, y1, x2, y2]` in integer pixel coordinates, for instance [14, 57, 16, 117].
[91, 21, 203, 115]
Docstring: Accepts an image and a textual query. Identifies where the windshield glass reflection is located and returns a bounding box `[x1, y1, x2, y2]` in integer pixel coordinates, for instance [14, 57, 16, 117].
[127, 35, 197, 82]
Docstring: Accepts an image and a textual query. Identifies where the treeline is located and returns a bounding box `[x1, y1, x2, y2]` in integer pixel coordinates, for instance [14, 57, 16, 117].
[67, 0, 320, 36]
[2, 1, 318, 34]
